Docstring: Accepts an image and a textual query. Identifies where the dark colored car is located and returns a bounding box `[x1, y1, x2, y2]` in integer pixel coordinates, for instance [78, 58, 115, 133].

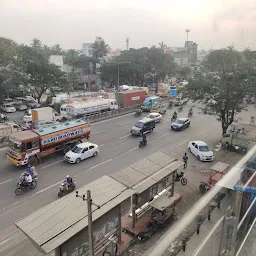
[171, 118, 190, 131]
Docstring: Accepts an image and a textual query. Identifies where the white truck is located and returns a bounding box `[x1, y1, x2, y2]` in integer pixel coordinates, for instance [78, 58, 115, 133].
[23, 107, 63, 123]
[65, 99, 118, 118]
[0, 123, 21, 139]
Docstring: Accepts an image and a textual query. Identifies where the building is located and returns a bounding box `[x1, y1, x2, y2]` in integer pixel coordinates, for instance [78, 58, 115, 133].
[185, 41, 198, 65]
[82, 43, 93, 57]
[49, 55, 64, 71]
[172, 52, 189, 67]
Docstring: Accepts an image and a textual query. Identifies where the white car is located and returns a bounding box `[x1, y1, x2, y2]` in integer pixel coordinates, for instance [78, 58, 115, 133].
[64, 142, 99, 164]
[146, 113, 162, 123]
[188, 141, 214, 161]
[2, 98, 15, 105]
[23, 110, 32, 122]
[1, 104, 16, 113]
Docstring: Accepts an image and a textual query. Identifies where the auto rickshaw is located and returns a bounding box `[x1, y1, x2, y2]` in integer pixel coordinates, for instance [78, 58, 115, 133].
[199, 162, 229, 194]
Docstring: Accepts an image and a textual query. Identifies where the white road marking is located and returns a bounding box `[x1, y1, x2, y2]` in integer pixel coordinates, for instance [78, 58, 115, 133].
[0, 179, 12, 185]
[0, 238, 10, 246]
[35, 181, 61, 194]
[0, 147, 7, 151]
[120, 134, 130, 139]
[41, 160, 64, 170]
[92, 129, 108, 135]
[196, 130, 206, 135]
[99, 144, 105, 147]
[129, 147, 138, 152]
[175, 140, 188, 148]
[120, 121, 132, 126]
[156, 133, 169, 139]
[92, 112, 134, 125]
[75, 159, 113, 177]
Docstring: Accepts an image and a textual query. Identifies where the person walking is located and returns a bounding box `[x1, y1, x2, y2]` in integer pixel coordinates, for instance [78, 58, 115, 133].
[183, 153, 188, 169]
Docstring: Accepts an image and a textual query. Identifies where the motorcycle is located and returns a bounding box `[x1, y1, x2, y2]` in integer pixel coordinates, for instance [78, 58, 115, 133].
[139, 138, 147, 147]
[175, 171, 187, 185]
[58, 180, 76, 197]
[0, 114, 8, 123]
[168, 101, 173, 109]
[171, 115, 177, 122]
[134, 109, 142, 117]
[137, 220, 157, 241]
[178, 106, 183, 112]
[199, 181, 213, 194]
[188, 110, 193, 117]
[15, 179, 37, 195]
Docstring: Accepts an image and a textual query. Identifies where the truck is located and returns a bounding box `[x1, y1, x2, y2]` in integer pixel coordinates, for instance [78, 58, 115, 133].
[7, 119, 91, 166]
[65, 99, 118, 118]
[141, 96, 161, 112]
[115, 90, 146, 108]
[0, 123, 21, 138]
[23, 107, 63, 123]
[221, 123, 256, 153]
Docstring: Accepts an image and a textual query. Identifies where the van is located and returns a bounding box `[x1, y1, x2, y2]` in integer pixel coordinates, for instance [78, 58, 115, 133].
[130, 118, 156, 136]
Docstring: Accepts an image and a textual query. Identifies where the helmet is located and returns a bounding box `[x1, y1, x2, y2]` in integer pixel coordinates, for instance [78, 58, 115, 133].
[66, 175, 70, 178]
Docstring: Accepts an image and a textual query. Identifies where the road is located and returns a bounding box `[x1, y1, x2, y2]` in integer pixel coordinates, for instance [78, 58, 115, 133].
[0, 105, 222, 255]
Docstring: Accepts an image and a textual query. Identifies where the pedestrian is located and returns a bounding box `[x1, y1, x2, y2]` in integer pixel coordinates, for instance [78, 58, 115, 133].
[183, 153, 188, 169]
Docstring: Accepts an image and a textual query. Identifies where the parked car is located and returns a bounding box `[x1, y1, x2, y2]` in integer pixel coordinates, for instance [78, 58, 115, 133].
[14, 97, 24, 104]
[14, 103, 28, 111]
[171, 118, 190, 131]
[2, 98, 15, 105]
[0, 103, 16, 113]
[146, 113, 162, 123]
[64, 142, 99, 164]
[188, 141, 214, 161]
[22, 99, 39, 109]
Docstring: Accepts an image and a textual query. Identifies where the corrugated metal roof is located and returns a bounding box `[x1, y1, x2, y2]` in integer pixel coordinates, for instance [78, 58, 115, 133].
[15, 176, 134, 253]
[35, 119, 88, 136]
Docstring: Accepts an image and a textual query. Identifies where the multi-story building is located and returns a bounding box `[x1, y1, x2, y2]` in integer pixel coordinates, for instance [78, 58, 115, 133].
[82, 43, 93, 57]
[49, 55, 64, 71]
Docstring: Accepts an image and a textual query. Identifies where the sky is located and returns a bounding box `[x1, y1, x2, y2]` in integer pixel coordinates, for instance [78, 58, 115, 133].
[1, 0, 256, 51]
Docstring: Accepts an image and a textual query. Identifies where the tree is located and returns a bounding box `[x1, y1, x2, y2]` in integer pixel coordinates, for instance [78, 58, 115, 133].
[20, 46, 66, 102]
[90, 39, 109, 59]
[159, 41, 167, 50]
[183, 48, 256, 135]
[51, 44, 63, 55]
[31, 38, 42, 52]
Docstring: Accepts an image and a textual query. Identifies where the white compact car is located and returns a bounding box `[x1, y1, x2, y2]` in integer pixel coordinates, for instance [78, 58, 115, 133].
[23, 110, 32, 122]
[146, 112, 162, 123]
[65, 142, 99, 164]
[188, 141, 214, 161]
[1, 103, 16, 113]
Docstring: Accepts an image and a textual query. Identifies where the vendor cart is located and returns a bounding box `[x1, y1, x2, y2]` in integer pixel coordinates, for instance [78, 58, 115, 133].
[199, 162, 229, 194]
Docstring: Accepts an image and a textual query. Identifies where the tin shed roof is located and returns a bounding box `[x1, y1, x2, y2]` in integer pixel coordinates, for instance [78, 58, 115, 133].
[15, 176, 134, 253]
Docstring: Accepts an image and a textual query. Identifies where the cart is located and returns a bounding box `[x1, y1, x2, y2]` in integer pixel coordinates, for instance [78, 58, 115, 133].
[199, 162, 229, 194]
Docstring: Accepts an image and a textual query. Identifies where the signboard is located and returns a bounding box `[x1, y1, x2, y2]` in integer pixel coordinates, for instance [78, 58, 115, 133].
[132, 96, 140, 101]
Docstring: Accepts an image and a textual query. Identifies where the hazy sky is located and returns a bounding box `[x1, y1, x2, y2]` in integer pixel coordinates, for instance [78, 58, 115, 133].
[1, 0, 256, 51]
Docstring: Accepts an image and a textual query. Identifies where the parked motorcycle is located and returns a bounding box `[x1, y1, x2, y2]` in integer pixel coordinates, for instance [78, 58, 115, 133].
[171, 115, 177, 122]
[58, 180, 76, 197]
[199, 181, 212, 194]
[134, 109, 142, 117]
[175, 171, 187, 185]
[0, 114, 9, 123]
[188, 110, 193, 117]
[139, 138, 147, 147]
[137, 220, 157, 241]
[15, 180, 37, 195]
[178, 106, 183, 112]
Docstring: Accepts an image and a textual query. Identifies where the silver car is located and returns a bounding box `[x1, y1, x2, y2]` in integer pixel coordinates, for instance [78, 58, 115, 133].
[1, 104, 16, 113]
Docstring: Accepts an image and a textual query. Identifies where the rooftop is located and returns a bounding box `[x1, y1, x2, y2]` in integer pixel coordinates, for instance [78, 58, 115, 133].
[10, 130, 38, 141]
[15, 175, 134, 253]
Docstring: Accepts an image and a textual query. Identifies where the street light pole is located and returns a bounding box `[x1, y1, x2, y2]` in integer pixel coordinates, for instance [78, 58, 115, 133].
[117, 63, 120, 89]
[109, 62, 130, 90]
[76, 190, 100, 256]
[185, 29, 191, 64]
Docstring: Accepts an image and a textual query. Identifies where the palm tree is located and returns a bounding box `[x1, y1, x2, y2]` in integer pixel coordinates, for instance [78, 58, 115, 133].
[159, 41, 167, 50]
[31, 38, 42, 51]
[51, 44, 63, 55]
[90, 40, 109, 59]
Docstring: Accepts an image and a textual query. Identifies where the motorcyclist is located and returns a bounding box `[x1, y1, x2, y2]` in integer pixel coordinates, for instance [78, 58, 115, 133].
[188, 107, 193, 116]
[172, 111, 177, 120]
[65, 175, 73, 190]
[24, 172, 32, 186]
[140, 133, 147, 145]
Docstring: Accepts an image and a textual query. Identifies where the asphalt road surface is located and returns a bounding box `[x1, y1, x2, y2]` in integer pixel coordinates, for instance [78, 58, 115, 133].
[0, 105, 223, 256]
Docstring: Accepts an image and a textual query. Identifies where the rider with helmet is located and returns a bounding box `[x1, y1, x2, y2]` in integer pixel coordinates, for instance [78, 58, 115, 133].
[65, 175, 73, 190]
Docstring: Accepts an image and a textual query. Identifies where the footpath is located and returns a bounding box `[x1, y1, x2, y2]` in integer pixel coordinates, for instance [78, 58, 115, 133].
[175, 193, 231, 256]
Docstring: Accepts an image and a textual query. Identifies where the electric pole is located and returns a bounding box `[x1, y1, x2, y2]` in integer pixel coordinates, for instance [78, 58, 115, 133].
[76, 190, 100, 256]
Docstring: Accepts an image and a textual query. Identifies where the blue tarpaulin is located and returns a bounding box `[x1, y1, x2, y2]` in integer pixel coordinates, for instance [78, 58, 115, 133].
[168, 89, 177, 96]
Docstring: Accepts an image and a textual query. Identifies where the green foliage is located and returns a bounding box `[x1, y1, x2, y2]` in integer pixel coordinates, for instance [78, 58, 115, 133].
[183, 47, 256, 134]
[90, 40, 109, 59]
[100, 47, 176, 86]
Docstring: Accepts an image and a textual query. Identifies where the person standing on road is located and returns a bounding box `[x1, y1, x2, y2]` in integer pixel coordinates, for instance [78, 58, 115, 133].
[183, 153, 188, 169]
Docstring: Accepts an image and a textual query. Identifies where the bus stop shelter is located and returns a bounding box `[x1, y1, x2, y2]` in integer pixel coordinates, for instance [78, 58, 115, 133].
[15, 175, 134, 256]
